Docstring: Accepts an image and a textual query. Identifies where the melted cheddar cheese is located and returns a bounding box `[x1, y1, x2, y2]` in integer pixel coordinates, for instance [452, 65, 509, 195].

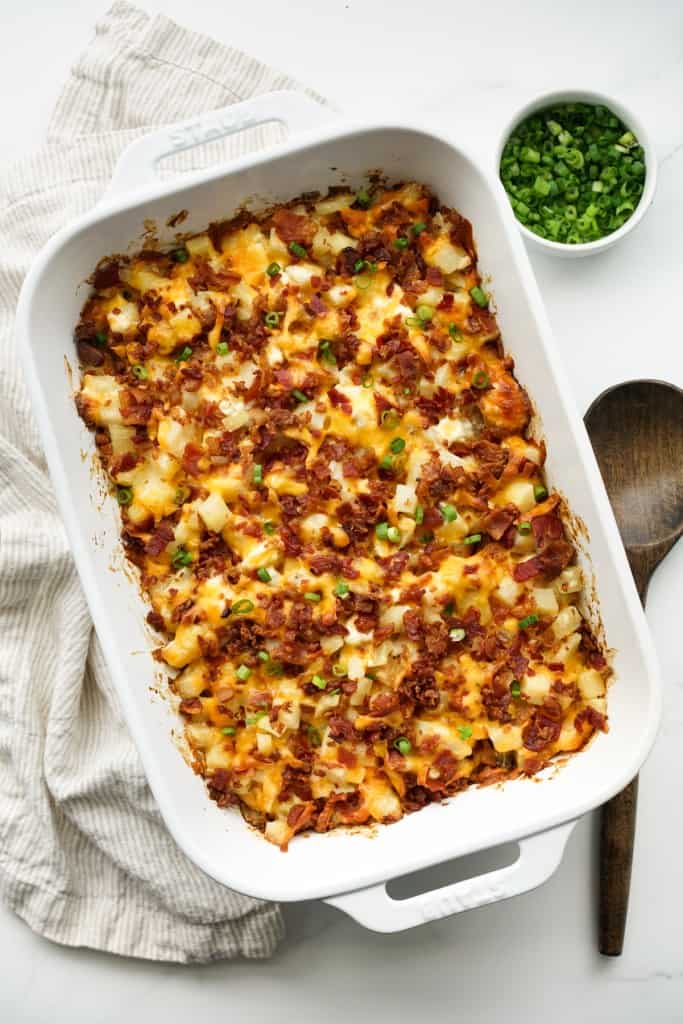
[75, 183, 609, 850]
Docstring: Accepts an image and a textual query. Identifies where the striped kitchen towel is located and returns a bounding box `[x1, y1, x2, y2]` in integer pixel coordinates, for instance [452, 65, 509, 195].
[0, 1, 327, 963]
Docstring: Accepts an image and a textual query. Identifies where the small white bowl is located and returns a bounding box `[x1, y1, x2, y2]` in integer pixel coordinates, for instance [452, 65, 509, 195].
[496, 89, 657, 258]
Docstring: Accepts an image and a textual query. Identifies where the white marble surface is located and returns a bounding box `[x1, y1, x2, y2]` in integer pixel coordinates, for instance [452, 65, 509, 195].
[1, 1, 682, 1020]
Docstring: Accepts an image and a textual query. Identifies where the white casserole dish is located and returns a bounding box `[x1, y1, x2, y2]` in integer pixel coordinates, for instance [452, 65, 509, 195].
[16, 91, 662, 934]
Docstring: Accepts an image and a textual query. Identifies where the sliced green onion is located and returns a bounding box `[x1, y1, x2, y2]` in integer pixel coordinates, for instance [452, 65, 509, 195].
[93, 331, 108, 347]
[472, 370, 490, 389]
[380, 408, 400, 429]
[246, 711, 267, 725]
[132, 364, 148, 380]
[332, 663, 347, 677]
[175, 346, 193, 363]
[304, 591, 321, 603]
[510, 680, 521, 697]
[265, 660, 284, 676]
[252, 463, 263, 486]
[221, 726, 236, 736]
[390, 437, 406, 454]
[171, 547, 193, 569]
[330, 688, 341, 696]
[386, 526, 402, 544]
[264, 311, 283, 328]
[355, 188, 372, 209]
[257, 568, 272, 583]
[311, 674, 327, 690]
[231, 599, 254, 615]
[470, 285, 489, 308]
[405, 316, 422, 329]
[414, 505, 424, 525]
[518, 521, 532, 534]
[415, 304, 434, 323]
[292, 388, 308, 403]
[263, 520, 276, 535]
[393, 236, 409, 249]
[444, 601, 455, 617]
[288, 241, 308, 259]
[116, 486, 133, 506]
[354, 259, 367, 273]
[171, 248, 189, 263]
[258, 650, 270, 662]
[394, 737, 412, 755]
[450, 627, 466, 642]
[318, 340, 337, 365]
[534, 484, 548, 502]
[266, 261, 281, 277]
[463, 533, 482, 545]
[361, 373, 373, 388]
[411, 221, 427, 235]
[440, 503, 458, 523]
[174, 486, 190, 505]
[380, 455, 394, 470]
[375, 522, 389, 540]
[334, 580, 350, 598]
[307, 725, 322, 747]
[236, 665, 251, 681]
[448, 324, 462, 341]
[519, 613, 539, 629]
[458, 724, 473, 740]
[216, 341, 229, 355]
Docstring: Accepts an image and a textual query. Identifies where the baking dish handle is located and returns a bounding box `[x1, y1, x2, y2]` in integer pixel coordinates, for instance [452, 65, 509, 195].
[324, 820, 576, 933]
[106, 90, 332, 198]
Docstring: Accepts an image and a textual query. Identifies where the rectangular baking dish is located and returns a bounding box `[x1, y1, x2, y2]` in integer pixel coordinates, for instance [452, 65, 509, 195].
[16, 91, 662, 933]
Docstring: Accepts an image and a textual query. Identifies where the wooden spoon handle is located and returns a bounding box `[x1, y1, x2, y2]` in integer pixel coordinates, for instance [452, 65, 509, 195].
[599, 775, 638, 955]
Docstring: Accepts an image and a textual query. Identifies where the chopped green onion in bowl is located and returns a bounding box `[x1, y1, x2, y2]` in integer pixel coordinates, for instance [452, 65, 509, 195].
[499, 98, 648, 248]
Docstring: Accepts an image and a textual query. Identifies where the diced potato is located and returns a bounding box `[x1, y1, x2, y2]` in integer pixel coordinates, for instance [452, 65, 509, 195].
[206, 742, 233, 771]
[81, 374, 122, 426]
[424, 236, 470, 274]
[393, 483, 418, 516]
[522, 670, 553, 705]
[555, 565, 583, 595]
[163, 623, 206, 667]
[176, 661, 207, 699]
[256, 731, 273, 756]
[552, 604, 582, 640]
[314, 193, 354, 216]
[231, 280, 257, 320]
[578, 669, 606, 700]
[496, 575, 521, 607]
[532, 587, 559, 617]
[285, 263, 318, 287]
[157, 416, 194, 460]
[265, 819, 290, 846]
[108, 423, 135, 457]
[196, 492, 230, 533]
[503, 479, 537, 513]
[185, 234, 215, 259]
[487, 723, 523, 753]
[107, 299, 139, 335]
[327, 283, 356, 307]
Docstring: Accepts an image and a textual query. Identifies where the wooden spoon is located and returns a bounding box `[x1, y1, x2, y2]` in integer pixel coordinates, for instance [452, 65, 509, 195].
[584, 379, 683, 956]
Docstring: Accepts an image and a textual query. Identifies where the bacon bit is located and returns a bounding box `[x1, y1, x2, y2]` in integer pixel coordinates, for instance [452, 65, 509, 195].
[513, 539, 574, 582]
[482, 504, 517, 540]
[109, 451, 138, 476]
[272, 209, 316, 247]
[287, 801, 317, 835]
[575, 706, 608, 732]
[328, 387, 352, 414]
[92, 260, 121, 289]
[182, 442, 205, 477]
[120, 387, 153, 425]
[146, 610, 165, 631]
[425, 266, 444, 286]
[438, 293, 454, 310]
[308, 294, 327, 316]
[523, 698, 563, 751]
[328, 715, 355, 742]
[336, 747, 357, 768]
[145, 521, 174, 557]
[369, 691, 399, 716]
[179, 698, 202, 715]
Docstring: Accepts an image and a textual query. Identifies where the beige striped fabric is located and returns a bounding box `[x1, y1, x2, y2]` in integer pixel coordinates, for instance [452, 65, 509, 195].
[0, 1, 328, 962]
